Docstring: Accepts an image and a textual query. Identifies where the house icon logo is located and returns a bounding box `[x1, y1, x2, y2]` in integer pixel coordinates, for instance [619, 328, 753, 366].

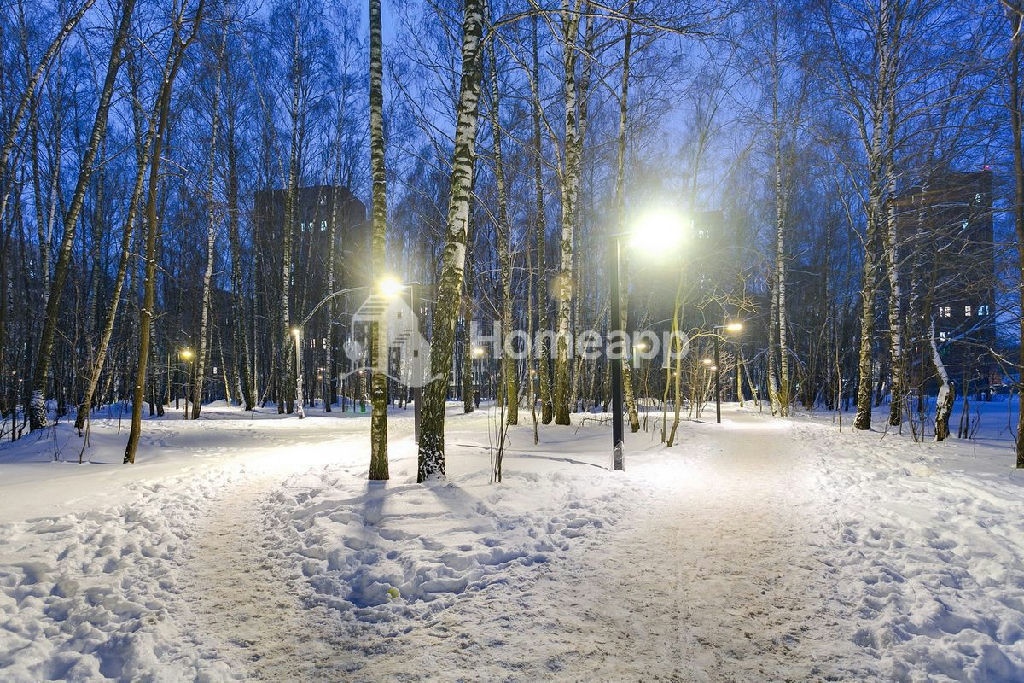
[343, 294, 435, 388]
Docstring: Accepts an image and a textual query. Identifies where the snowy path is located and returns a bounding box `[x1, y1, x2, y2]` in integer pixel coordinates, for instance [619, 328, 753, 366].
[180, 477, 334, 679]
[338, 412, 865, 680]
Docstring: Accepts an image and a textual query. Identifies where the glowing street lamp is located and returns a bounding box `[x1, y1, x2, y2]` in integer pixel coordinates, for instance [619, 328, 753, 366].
[179, 348, 194, 419]
[378, 275, 404, 299]
[628, 208, 686, 252]
[712, 322, 743, 424]
[609, 206, 687, 470]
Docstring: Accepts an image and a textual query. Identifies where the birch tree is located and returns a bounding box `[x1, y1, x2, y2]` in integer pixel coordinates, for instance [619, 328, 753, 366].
[487, 36, 518, 426]
[553, 0, 584, 426]
[192, 22, 227, 419]
[417, 0, 485, 482]
[1006, 0, 1024, 466]
[368, 0, 389, 479]
[28, 0, 135, 431]
[124, 0, 206, 464]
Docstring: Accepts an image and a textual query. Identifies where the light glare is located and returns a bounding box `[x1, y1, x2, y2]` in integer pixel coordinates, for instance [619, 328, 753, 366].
[379, 275, 404, 299]
[630, 208, 686, 252]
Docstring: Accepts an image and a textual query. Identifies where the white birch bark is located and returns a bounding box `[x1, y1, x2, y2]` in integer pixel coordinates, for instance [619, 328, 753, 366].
[417, 0, 484, 482]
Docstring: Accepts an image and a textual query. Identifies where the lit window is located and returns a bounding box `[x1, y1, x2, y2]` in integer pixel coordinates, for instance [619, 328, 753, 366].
[964, 305, 972, 317]
[979, 305, 990, 316]
[940, 305, 952, 318]
[961, 220, 969, 231]
[938, 331, 948, 341]
[321, 220, 327, 231]
[975, 193, 982, 204]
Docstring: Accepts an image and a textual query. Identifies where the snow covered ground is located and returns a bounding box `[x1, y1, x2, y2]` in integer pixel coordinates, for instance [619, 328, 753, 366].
[1, 400, 1024, 680]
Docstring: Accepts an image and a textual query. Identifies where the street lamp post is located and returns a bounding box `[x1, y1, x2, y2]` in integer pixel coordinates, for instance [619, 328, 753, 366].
[712, 322, 743, 424]
[608, 207, 686, 470]
[609, 235, 625, 471]
[292, 327, 305, 419]
[180, 348, 194, 419]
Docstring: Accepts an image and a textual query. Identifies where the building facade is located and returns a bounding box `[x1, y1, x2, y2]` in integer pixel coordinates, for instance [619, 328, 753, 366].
[892, 169, 995, 392]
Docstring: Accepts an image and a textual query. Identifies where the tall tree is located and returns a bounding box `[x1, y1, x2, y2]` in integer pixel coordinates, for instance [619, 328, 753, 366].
[417, 0, 485, 482]
[1007, 0, 1024, 466]
[530, 11, 553, 425]
[124, 0, 206, 464]
[368, 0, 389, 480]
[192, 21, 228, 419]
[487, 36, 518, 426]
[553, 0, 584, 426]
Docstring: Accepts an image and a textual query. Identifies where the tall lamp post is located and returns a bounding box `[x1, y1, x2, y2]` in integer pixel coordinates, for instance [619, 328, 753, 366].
[712, 322, 743, 424]
[609, 208, 685, 470]
[180, 347, 194, 419]
[292, 327, 305, 419]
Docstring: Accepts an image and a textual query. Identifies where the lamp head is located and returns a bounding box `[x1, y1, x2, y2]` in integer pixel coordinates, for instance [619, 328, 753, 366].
[378, 275, 404, 299]
[724, 322, 743, 333]
[629, 207, 686, 252]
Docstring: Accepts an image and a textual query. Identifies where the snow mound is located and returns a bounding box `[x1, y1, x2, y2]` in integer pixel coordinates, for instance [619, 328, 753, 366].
[799, 420, 1024, 679]
[267, 463, 629, 621]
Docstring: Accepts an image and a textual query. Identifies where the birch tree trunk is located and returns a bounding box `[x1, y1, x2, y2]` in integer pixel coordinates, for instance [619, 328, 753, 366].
[931, 319, 954, 441]
[553, 0, 582, 426]
[29, 0, 134, 431]
[368, 0, 389, 479]
[124, 0, 205, 464]
[770, 10, 789, 418]
[530, 12, 553, 425]
[226, 99, 254, 410]
[279, 7, 303, 416]
[192, 26, 226, 420]
[853, 0, 895, 431]
[488, 40, 517, 426]
[417, 0, 484, 482]
[1009, 3, 1024, 466]
[614, 4, 640, 433]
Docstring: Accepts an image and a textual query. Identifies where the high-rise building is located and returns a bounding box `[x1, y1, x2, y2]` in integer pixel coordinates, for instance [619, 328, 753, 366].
[253, 185, 369, 403]
[891, 169, 995, 390]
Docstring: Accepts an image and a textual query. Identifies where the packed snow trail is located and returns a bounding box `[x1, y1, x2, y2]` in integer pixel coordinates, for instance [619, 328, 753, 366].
[180, 477, 338, 679]
[327, 411, 867, 680]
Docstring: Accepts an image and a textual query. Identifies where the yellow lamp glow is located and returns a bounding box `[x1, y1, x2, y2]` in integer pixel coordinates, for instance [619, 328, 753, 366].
[724, 322, 743, 333]
[180, 348, 194, 361]
[630, 208, 686, 251]
[378, 275, 404, 299]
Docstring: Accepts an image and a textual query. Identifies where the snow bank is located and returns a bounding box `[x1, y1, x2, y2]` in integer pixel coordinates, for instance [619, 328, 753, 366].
[793, 414, 1024, 680]
[267, 462, 628, 619]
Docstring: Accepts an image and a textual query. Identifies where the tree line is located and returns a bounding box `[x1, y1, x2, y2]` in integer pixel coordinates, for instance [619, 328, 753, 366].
[2, 0, 1023, 474]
